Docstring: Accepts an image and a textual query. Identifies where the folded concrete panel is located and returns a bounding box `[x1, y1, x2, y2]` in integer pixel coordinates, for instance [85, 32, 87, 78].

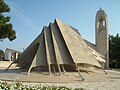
[19, 43, 39, 69]
[31, 31, 47, 67]
[70, 26, 101, 67]
[44, 26, 56, 64]
[50, 23, 74, 65]
[50, 23, 63, 64]
[14, 33, 42, 69]
[77, 32, 101, 67]
[55, 19, 101, 67]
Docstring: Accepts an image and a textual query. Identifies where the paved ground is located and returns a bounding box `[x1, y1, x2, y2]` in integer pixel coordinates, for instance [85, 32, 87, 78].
[0, 61, 120, 90]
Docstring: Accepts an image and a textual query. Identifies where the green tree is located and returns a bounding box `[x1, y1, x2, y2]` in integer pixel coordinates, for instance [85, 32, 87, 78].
[0, 49, 4, 55]
[0, 0, 16, 41]
[109, 33, 120, 68]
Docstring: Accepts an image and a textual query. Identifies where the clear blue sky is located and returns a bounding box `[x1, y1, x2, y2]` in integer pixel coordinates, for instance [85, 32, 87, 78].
[1, 0, 120, 51]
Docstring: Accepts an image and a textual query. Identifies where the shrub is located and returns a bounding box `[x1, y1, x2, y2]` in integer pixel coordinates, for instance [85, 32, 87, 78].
[0, 80, 85, 90]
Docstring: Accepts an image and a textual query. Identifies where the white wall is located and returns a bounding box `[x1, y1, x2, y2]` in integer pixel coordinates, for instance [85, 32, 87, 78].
[5, 49, 11, 61]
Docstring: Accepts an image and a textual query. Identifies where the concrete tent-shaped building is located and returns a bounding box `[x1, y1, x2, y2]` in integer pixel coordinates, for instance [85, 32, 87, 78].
[7, 19, 106, 80]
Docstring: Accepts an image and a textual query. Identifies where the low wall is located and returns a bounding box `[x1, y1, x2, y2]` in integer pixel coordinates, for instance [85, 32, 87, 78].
[0, 61, 13, 68]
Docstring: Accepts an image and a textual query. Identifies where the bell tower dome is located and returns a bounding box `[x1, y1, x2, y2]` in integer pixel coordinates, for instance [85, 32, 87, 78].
[95, 8, 109, 69]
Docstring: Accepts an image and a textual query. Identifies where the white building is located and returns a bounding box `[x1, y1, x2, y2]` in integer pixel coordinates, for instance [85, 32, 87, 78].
[5, 48, 22, 61]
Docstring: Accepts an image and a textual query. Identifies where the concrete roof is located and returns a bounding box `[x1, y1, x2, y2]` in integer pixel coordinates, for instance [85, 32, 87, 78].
[7, 19, 104, 77]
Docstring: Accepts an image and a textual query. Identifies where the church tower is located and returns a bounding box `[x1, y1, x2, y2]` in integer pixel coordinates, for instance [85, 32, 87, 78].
[95, 8, 109, 69]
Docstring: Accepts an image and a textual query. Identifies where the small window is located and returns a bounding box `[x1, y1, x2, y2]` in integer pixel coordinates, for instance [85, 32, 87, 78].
[103, 20, 105, 26]
[99, 18, 105, 27]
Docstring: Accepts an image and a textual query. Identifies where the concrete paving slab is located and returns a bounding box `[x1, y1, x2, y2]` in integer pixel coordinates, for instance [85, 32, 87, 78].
[0, 66, 120, 83]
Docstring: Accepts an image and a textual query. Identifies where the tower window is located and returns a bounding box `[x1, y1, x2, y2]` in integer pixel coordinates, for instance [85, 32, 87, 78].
[99, 18, 105, 27]
[103, 20, 105, 26]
